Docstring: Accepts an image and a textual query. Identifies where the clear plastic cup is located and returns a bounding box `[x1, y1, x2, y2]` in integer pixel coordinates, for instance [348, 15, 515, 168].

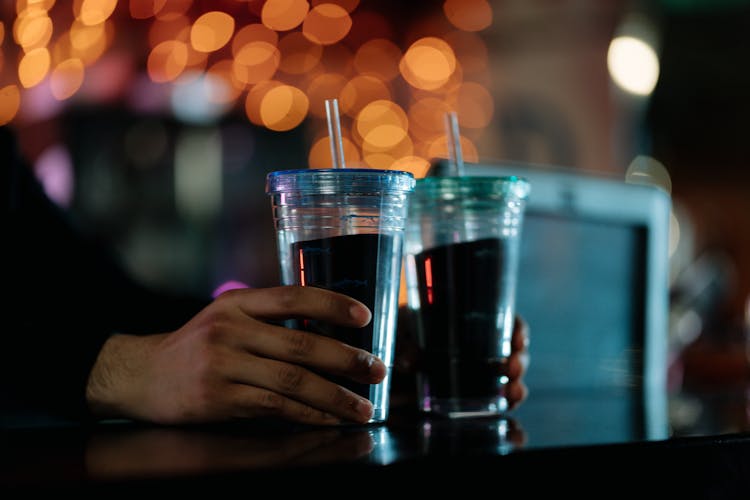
[404, 175, 530, 418]
[266, 168, 415, 423]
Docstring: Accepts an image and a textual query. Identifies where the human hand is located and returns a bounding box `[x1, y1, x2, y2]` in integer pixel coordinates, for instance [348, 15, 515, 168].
[393, 312, 530, 410]
[86, 286, 384, 426]
[505, 316, 530, 410]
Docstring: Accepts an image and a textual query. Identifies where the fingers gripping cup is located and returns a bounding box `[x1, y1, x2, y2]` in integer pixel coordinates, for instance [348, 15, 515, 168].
[404, 176, 530, 418]
[266, 168, 415, 424]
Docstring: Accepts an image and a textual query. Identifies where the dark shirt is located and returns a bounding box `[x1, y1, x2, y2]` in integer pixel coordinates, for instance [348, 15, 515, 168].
[2, 125, 211, 427]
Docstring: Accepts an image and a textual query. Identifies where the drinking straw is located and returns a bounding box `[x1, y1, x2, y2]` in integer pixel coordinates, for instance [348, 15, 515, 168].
[325, 98, 346, 169]
[445, 111, 465, 176]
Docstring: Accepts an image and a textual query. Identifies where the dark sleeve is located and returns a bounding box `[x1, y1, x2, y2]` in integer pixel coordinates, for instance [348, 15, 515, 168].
[1, 126, 212, 426]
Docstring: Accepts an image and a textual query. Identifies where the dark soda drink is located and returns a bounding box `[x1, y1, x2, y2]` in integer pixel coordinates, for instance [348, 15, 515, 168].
[292, 233, 394, 400]
[412, 237, 513, 410]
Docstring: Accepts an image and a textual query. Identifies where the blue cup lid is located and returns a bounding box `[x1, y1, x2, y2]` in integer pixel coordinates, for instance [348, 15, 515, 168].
[266, 168, 416, 195]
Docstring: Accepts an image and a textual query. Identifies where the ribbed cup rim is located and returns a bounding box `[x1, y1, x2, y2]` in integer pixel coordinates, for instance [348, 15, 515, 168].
[266, 168, 416, 195]
[414, 175, 531, 200]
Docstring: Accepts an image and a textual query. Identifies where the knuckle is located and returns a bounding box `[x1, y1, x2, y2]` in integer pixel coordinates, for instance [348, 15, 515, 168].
[215, 287, 245, 302]
[296, 403, 319, 421]
[275, 286, 302, 310]
[200, 312, 231, 343]
[276, 364, 306, 393]
[193, 348, 221, 381]
[345, 348, 367, 373]
[331, 384, 356, 410]
[258, 391, 285, 413]
[283, 330, 316, 359]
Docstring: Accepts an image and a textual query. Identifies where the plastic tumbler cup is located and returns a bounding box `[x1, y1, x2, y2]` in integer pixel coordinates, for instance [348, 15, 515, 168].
[404, 175, 530, 418]
[265, 168, 415, 424]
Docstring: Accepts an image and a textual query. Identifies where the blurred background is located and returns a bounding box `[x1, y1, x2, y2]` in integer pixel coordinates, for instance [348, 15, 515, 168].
[2, 0, 749, 427]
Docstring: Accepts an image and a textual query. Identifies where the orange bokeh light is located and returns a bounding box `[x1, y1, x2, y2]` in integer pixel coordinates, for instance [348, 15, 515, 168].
[340, 75, 391, 118]
[244, 80, 283, 125]
[0, 85, 21, 125]
[356, 99, 408, 151]
[444, 30, 488, 75]
[191, 11, 235, 53]
[426, 134, 478, 163]
[400, 37, 457, 90]
[308, 133, 360, 169]
[154, 0, 193, 21]
[278, 31, 323, 74]
[302, 4, 352, 45]
[75, 0, 118, 26]
[363, 131, 413, 161]
[18, 47, 50, 88]
[232, 23, 278, 55]
[443, 0, 493, 32]
[390, 155, 431, 178]
[149, 15, 189, 47]
[456, 81, 494, 128]
[130, 0, 168, 19]
[147, 40, 188, 82]
[259, 83, 309, 131]
[306, 72, 347, 118]
[311, 0, 359, 14]
[13, 8, 52, 50]
[15, 0, 55, 13]
[232, 41, 281, 85]
[408, 97, 453, 142]
[50, 58, 85, 100]
[353, 38, 401, 81]
[262, 0, 309, 32]
[206, 59, 245, 103]
[63, 19, 113, 65]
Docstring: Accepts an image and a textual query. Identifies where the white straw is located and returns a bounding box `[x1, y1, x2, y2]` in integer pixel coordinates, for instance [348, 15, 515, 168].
[445, 111, 465, 176]
[325, 98, 346, 169]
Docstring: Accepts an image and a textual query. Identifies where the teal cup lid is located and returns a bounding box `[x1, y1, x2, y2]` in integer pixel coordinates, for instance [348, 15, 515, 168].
[413, 175, 531, 200]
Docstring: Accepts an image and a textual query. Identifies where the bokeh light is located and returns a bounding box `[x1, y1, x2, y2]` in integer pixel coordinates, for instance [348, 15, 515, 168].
[356, 100, 408, 150]
[19, 47, 51, 88]
[278, 31, 323, 74]
[191, 11, 235, 53]
[147, 40, 188, 82]
[13, 7, 53, 49]
[455, 81, 494, 129]
[354, 38, 401, 81]
[306, 72, 348, 118]
[259, 83, 309, 131]
[130, 0, 168, 20]
[0, 85, 22, 125]
[2, 1, 498, 172]
[50, 58, 85, 100]
[400, 37, 457, 90]
[262, 0, 309, 32]
[244, 80, 283, 126]
[608, 35, 660, 96]
[302, 4, 352, 45]
[76, 0, 118, 26]
[308, 133, 360, 169]
[340, 75, 391, 118]
[33, 144, 75, 207]
[443, 0, 493, 32]
[232, 40, 281, 85]
[154, 0, 192, 21]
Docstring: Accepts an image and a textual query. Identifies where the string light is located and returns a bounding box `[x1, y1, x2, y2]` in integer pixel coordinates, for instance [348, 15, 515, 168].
[1, 1, 496, 175]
